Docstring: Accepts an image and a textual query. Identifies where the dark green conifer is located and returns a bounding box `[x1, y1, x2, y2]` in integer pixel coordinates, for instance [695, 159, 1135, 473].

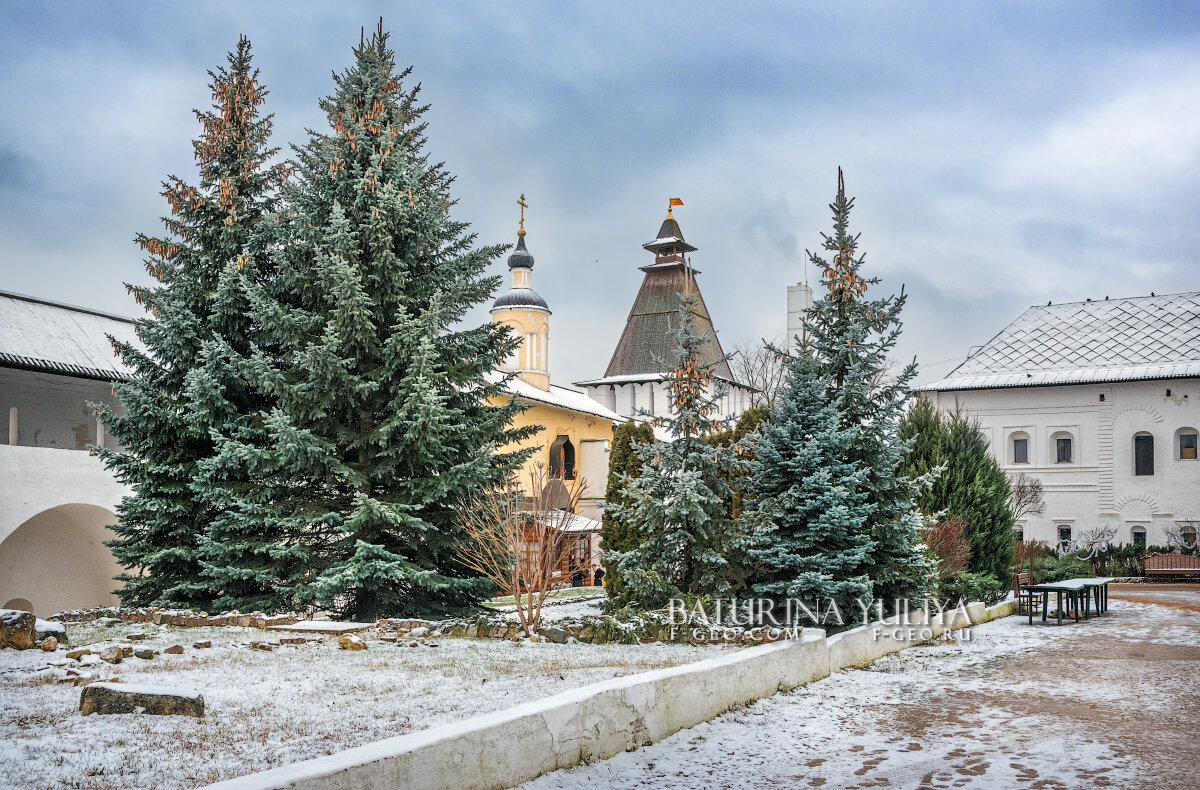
[98, 38, 284, 609]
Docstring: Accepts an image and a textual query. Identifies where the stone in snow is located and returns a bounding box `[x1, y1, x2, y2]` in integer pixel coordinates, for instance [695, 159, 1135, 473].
[192, 641, 212, 649]
[79, 682, 204, 718]
[540, 627, 568, 644]
[409, 627, 430, 638]
[40, 636, 58, 652]
[338, 634, 367, 651]
[66, 648, 89, 660]
[134, 649, 155, 660]
[34, 619, 66, 642]
[98, 646, 122, 664]
[0, 609, 36, 650]
[126, 633, 147, 641]
[164, 645, 184, 655]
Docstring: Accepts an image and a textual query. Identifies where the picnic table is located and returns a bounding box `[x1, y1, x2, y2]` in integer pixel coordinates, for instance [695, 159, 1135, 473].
[1021, 577, 1115, 625]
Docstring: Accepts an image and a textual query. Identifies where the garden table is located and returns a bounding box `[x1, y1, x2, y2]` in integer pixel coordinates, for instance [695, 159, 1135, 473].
[1022, 579, 1089, 625]
[1073, 577, 1116, 616]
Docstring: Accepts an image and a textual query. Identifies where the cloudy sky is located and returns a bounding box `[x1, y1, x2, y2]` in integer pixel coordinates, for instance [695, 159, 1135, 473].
[1, 1, 1197, 386]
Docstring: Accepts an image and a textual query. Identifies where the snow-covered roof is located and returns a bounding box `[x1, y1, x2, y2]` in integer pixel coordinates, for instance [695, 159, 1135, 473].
[487, 371, 625, 423]
[920, 291, 1200, 392]
[552, 510, 602, 533]
[0, 290, 140, 381]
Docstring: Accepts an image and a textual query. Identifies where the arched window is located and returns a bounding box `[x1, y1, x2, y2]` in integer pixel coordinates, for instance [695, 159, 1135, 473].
[1010, 431, 1031, 465]
[1176, 428, 1198, 461]
[549, 435, 576, 480]
[1050, 431, 1074, 463]
[1130, 526, 1147, 547]
[1133, 432, 1154, 476]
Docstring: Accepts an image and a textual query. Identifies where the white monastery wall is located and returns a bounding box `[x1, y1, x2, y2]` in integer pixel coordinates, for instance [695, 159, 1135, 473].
[930, 378, 1200, 546]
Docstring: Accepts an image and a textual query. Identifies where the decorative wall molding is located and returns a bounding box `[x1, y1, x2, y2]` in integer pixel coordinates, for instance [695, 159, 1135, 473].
[1113, 491, 1161, 514]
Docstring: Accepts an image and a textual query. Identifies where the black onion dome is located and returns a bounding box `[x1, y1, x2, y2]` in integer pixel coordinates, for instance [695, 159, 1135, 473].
[492, 287, 549, 311]
[508, 234, 535, 269]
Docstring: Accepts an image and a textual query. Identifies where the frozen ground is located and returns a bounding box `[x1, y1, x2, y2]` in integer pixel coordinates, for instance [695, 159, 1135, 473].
[522, 596, 1200, 790]
[0, 620, 731, 790]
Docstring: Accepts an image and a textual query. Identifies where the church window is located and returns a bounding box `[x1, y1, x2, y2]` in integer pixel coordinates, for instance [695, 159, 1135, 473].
[1051, 431, 1073, 463]
[1011, 433, 1029, 464]
[1057, 525, 1072, 545]
[549, 435, 576, 480]
[1134, 433, 1154, 476]
[1131, 526, 1147, 547]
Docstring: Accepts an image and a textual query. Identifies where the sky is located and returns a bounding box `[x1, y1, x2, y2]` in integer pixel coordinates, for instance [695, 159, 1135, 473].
[1, 1, 1197, 387]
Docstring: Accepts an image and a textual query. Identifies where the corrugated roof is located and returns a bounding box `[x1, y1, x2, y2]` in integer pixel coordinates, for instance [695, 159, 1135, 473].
[920, 291, 1200, 391]
[0, 291, 139, 381]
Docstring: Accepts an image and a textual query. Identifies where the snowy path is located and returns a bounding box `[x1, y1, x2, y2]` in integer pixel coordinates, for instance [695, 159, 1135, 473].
[0, 621, 730, 790]
[521, 597, 1200, 790]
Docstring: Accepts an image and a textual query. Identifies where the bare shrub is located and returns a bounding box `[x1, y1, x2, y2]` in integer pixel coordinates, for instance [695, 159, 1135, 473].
[923, 516, 971, 579]
[454, 464, 585, 637]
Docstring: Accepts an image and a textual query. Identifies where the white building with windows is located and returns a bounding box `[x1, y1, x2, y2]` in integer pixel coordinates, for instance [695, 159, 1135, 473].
[920, 291, 1200, 548]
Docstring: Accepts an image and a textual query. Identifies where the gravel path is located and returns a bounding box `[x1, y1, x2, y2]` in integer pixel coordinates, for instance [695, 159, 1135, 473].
[522, 594, 1200, 790]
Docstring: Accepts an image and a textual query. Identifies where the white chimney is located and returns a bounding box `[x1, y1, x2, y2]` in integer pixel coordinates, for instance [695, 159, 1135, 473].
[787, 282, 813, 353]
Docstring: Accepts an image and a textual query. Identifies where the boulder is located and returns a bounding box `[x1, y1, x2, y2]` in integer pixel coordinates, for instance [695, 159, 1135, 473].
[338, 634, 366, 651]
[66, 648, 90, 661]
[409, 626, 430, 638]
[126, 633, 148, 642]
[39, 636, 58, 652]
[34, 619, 66, 643]
[539, 626, 568, 644]
[134, 649, 155, 660]
[164, 645, 184, 655]
[98, 646, 123, 664]
[79, 682, 204, 718]
[0, 609, 36, 650]
[191, 641, 211, 650]
[120, 646, 133, 658]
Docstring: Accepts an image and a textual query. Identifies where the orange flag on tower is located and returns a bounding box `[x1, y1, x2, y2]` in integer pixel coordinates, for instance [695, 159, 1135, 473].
[669, 197, 684, 207]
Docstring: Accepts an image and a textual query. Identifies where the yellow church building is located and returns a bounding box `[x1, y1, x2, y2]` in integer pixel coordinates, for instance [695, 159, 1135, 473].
[488, 196, 622, 527]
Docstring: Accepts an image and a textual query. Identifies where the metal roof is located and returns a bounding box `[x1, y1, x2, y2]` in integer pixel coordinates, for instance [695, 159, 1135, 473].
[602, 262, 735, 380]
[0, 290, 140, 381]
[920, 291, 1200, 391]
[491, 288, 550, 312]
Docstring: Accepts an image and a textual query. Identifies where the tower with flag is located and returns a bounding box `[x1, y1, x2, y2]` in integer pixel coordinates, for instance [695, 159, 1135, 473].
[576, 198, 755, 423]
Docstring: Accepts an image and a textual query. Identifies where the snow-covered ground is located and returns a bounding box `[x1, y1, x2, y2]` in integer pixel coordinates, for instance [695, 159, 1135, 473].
[0, 620, 731, 790]
[522, 597, 1200, 790]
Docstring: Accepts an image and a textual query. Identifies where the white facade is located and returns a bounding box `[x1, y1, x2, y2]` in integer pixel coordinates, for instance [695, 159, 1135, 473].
[928, 378, 1199, 546]
[787, 282, 813, 353]
[921, 291, 1200, 548]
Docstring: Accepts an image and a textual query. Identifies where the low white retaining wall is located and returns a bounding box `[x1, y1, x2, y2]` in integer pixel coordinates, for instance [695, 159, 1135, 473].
[206, 601, 1014, 790]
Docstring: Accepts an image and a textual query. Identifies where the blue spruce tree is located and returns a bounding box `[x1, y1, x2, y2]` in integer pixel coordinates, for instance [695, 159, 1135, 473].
[205, 25, 533, 620]
[792, 168, 934, 614]
[98, 38, 286, 608]
[744, 348, 875, 623]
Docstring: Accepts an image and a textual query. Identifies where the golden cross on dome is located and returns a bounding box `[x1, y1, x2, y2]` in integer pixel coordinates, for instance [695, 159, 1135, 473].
[517, 193, 528, 236]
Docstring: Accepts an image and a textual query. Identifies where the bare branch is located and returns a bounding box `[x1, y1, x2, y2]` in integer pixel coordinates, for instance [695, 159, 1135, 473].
[453, 463, 588, 636]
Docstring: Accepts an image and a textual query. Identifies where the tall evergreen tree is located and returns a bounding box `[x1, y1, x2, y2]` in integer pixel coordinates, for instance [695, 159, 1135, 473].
[744, 349, 875, 621]
[205, 25, 532, 620]
[607, 292, 746, 609]
[803, 168, 934, 611]
[899, 396, 1015, 582]
[599, 419, 655, 604]
[98, 38, 284, 608]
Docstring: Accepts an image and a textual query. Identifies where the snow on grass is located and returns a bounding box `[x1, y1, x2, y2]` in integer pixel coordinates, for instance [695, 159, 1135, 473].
[0, 621, 733, 790]
[521, 599, 1200, 790]
[485, 586, 607, 609]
